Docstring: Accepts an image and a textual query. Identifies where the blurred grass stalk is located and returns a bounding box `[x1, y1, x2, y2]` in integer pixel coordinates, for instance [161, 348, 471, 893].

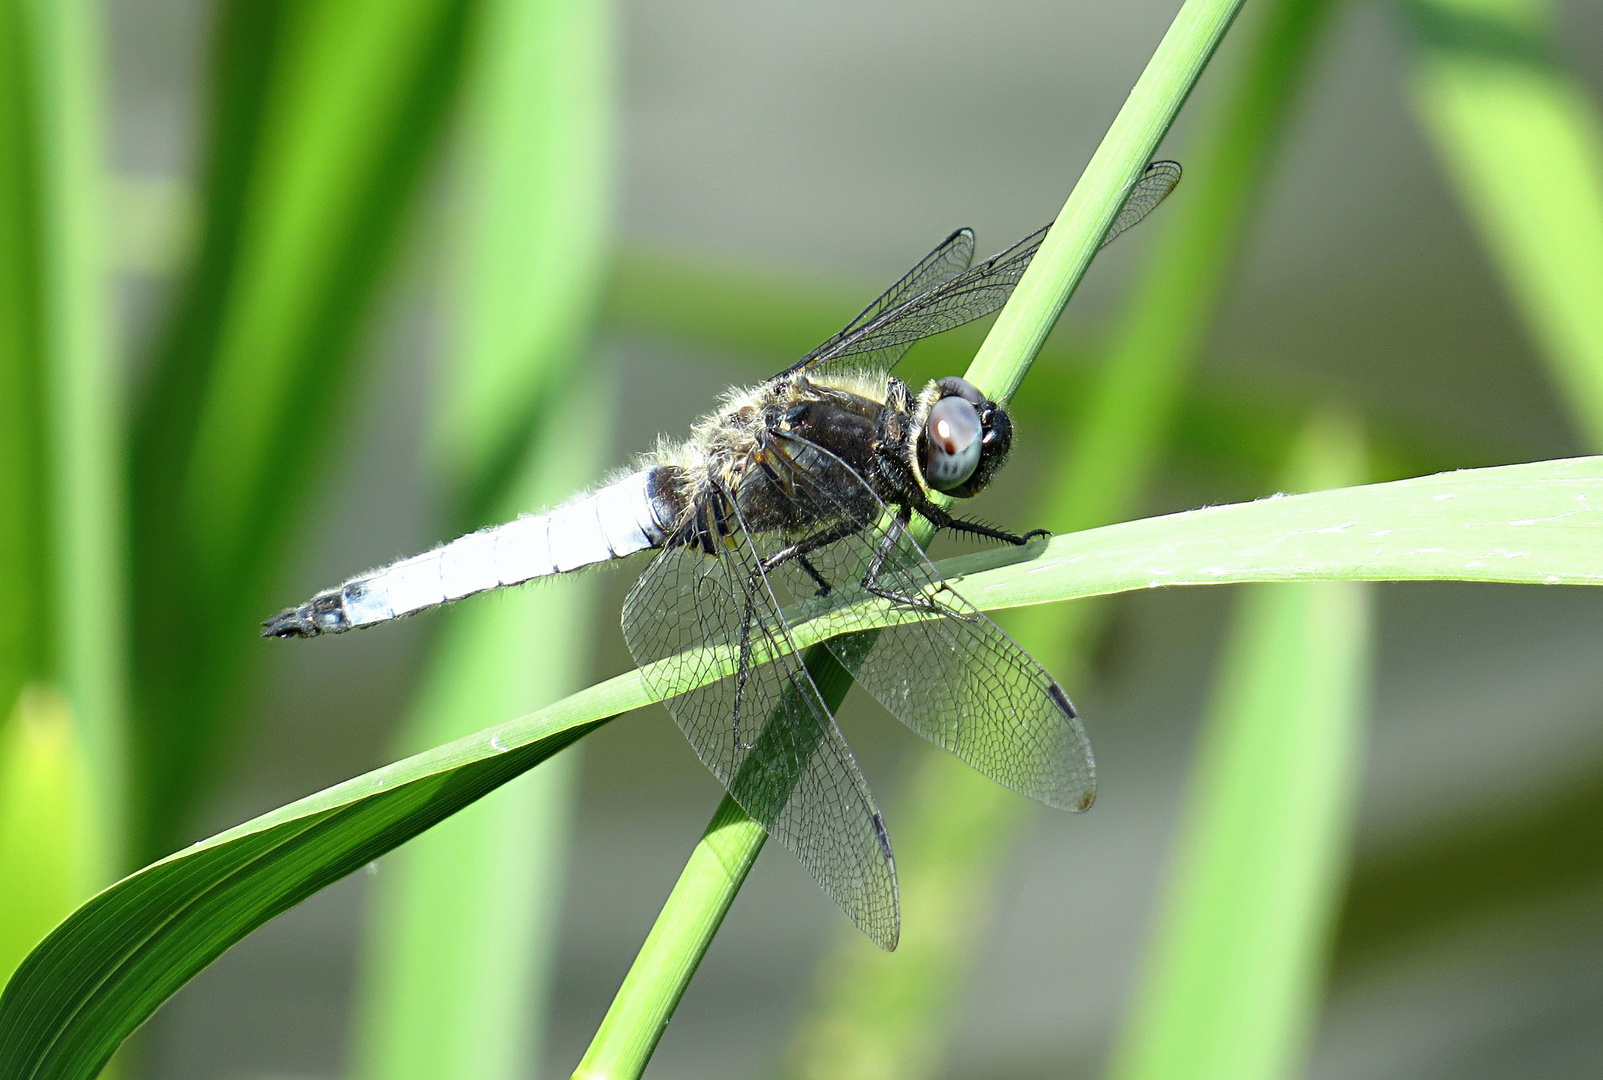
[127, 0, 474, 862]
[0, 0, 122, 980]
[0, 690, 94, 986]
[1385, 0, 1603, 994]
[1107, 413, 1370, 1080]
[784, 0, 1339, 1074]
[575, 0, 1254, 1076]
[352, 0, 614, 1076]
[1402, 0, 1603, 450]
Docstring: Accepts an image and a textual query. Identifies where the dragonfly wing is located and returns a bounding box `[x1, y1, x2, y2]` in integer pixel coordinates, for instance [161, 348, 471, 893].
[763, 435, 1095, 812]
[785, 160, 1180, 385]
[1101, 160, 1182, 249]
[810, 228, 977, 354]
[785, 225, 1048, 382]
[621, 495, 900, 949]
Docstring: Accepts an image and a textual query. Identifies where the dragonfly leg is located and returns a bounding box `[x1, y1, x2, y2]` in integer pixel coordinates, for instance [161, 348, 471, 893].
[760, 519, 861, 596]
[910, 491, 1049, 546]
[858, 507, 964, 618]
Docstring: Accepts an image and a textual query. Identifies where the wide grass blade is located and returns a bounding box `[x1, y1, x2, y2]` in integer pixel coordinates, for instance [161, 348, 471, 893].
[0, 0, 56, 774]
[938, 456, 1603, 612]
[0, 690, 624, 1080]
[1107, 413, 1369, 1080]
[349, 0, 614, 1074]
[126, 0, 474, 860]
[1401, 0, 1603, 450]
[5, 454, 1603, 1079]
[350, 556, 595, 1080]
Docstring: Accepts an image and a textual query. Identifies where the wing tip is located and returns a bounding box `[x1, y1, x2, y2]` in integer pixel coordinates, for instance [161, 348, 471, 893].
[1047, 681, 1097, 811]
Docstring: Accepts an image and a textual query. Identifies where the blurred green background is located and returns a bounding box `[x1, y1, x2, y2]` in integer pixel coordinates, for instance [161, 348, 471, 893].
[5, 0, 1603, 1077]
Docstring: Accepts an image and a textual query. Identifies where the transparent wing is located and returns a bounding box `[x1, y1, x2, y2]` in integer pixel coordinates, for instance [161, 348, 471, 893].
[1101, 159, 1182, 249]
[782, 225, 1046, 383]
[755, 435, 1095, 812]
[812, 227, 976, 354]
[621, 493, 900, 949]
[785, 159, 1182, 385]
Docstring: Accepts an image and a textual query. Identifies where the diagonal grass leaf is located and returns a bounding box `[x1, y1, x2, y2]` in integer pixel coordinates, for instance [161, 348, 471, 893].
[4, 454, 1602, 1080]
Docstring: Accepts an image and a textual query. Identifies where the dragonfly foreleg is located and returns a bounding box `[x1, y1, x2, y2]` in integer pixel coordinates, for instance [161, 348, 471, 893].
[908, 489, 1049, 546]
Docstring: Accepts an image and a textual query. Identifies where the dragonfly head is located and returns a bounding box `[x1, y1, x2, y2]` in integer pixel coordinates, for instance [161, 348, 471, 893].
[917, 376, 1012, 498]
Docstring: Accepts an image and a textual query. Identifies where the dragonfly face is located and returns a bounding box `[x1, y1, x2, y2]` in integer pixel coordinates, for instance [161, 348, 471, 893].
[265, 161, 1182, 949]
[916, 375, 1012, 498]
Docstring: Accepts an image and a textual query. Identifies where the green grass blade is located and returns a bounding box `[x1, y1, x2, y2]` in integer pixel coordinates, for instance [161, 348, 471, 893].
[1401, 0, 1603, 450]
[576, 1, 1252, 1073]
[785, 0, 1341, 1068]
[25, 0, 123, 868]
[126, 0, 474, 860]
[433, 0, 614, 515]
[0, 0, 54, 721]
[1021, 0, 1343, 543]
[941, 455, 1603, 608]
[571, 796, 769, 1080]
[355, 404, 611, 1080]
[0, 686, 627, 1080]
[5, 454, 1603, 1078]
[0, 0, 121, 971]
[0, 689, 95, 987]
[350, 563, 595, 1080]
[962, 0, 1249, 403]
[350, 0, 614, 1074]
[1107, 413, 1369, 1080]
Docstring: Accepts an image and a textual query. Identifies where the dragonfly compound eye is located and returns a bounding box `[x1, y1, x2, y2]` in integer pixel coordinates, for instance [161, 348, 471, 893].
[923, 395, 985, 493]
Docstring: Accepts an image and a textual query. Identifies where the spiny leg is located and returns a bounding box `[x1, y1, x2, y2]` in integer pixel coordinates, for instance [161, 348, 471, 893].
[909, 489, 1049, 545]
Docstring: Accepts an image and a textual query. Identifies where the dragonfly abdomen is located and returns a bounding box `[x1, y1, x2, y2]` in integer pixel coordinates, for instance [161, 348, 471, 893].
[263, 470, 674, 637]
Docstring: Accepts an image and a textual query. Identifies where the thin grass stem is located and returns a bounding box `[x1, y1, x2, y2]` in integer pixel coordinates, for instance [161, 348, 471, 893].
[571, 0, 1250, 1074]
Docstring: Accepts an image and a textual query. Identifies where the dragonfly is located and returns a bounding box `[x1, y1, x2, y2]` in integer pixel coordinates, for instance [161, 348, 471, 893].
[266, 160, 1182, 949]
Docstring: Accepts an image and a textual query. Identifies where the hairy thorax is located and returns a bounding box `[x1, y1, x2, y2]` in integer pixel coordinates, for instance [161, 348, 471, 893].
[644, 375, 913, 543]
